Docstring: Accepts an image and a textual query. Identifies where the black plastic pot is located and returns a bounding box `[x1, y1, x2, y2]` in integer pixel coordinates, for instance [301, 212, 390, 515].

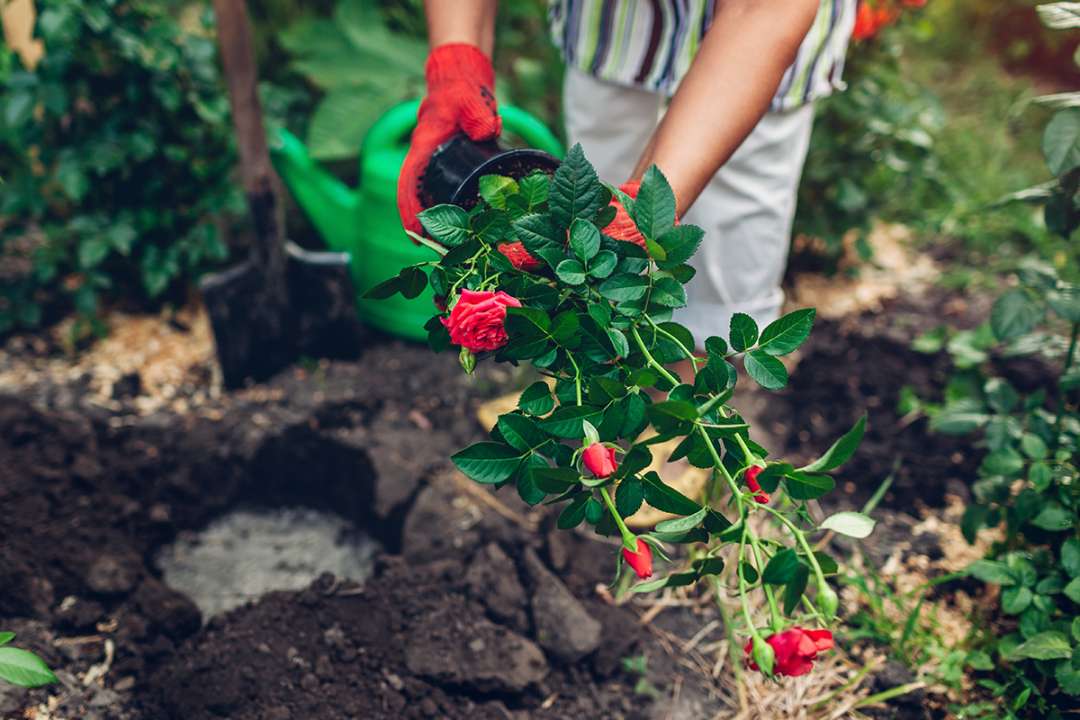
[421, 134, 561, 208]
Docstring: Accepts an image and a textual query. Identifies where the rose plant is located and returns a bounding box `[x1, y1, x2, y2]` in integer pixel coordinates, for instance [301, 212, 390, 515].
[370, 145, 872, 679]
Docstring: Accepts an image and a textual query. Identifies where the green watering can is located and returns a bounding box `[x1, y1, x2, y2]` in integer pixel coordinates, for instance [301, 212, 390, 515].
[270, 100, 564, 341]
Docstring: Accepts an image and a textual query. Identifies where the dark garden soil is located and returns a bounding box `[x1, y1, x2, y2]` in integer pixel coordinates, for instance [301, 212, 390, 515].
[0, 287, 1036, 719]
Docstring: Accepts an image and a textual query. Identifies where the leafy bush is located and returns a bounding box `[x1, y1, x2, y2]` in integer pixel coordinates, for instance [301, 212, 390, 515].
[373, 145, 872, 680]
[904, 8, 1080, 714]
[796, 6, 946, 263]
[0, 0, 240, 333]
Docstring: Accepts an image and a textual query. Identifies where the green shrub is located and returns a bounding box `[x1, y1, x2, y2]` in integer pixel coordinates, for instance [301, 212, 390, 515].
[0, 0, 241, 334]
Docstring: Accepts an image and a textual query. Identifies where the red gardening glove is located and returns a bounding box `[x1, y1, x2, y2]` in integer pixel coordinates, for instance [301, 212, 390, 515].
[398, 43, 502, 237]
[605, 181, 646, 248]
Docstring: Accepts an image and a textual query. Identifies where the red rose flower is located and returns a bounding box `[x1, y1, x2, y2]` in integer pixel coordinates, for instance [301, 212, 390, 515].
[582, 442, 618, 478]
[496, 241, 541, 272]
[441, 289, 521, 353]
[744, 465, 770, 504]
[901, 0, 926, 7]
[744, 627, 834, 677]
[622, 537, 653, 579]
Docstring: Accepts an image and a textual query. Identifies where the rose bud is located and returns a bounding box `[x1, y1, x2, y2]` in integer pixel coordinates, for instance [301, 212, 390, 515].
[496, 241, 542, 271]
[622, 537, 653, 579]
[582, 442, 617, 479]
[744, 465, 770, 504]
[743, 627, 834, 677]
[441, 289, 522, 353]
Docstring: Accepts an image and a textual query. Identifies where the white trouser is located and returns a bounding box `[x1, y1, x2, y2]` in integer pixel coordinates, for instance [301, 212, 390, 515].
[562, 67, 815, 346]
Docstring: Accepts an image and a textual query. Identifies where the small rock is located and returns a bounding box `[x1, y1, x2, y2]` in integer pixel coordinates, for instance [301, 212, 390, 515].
[419, 698, 439, 716]
[86, 554, 139, 596]
[384, 671, 404, 691]
[300, 673, 320, 692]
[523, 549, 602, 663]
[465, 544, 529, 632]
[264, 707, 291, 720]
[405, 604, 548, 694]
[323, 624, 346, 648]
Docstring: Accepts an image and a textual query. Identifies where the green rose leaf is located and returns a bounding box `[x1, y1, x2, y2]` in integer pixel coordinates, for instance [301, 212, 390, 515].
[631, 165, 677, 240]
[550, 144, 605, 229]
[418, 204, 470, 247]
[588, 250, 618, 279]
[615, 476, 645, 517]
[518, 172, 550, 210]
[819, 511, 876, 539]
[757, 308, 815, 356]
[519, 381, 555, 416]
[729, 313, 759, 352]
[451, 442, 523, 484]
[569, 217, 601, 262]
[744, 350, 788, 390]
[801, 415, 866, 473]
[496, 413, 550, 453]
[762, 548, 801, 584]
[783, 471, 835, 500]
[599, 274, 649, 302]
[558, 494, 589, 529]
[650, 276, 687, 308]
[654, 505, 709, 534]
[556, 259, 587, 286]
[478, 174, 519, 209]
[655, 225, 704, 269]
[0, 633, 12, 646]
[0, 647, 57, 688]
[540, 405, 603, 438]
[641, 471, 702, 515]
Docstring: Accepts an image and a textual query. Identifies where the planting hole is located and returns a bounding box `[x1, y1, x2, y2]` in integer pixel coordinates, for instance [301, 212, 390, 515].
[157, 507, 380, 618]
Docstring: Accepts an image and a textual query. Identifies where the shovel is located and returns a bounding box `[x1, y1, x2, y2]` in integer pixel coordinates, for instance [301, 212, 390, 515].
[201, 0, 359, 388]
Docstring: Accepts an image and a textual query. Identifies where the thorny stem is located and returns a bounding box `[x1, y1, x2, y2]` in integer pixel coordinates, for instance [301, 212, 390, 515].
[748, 532, 783, 631]
[600, 486, 637, 550]
[630, 325, 680, 387]
[645, 315, 703, 369]
[405, 229, 448, 256]
[567, 352, 583, 406]
[737, 524, 760, 638]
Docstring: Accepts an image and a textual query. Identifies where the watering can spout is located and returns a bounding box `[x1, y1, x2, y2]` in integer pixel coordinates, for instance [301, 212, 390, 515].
[270, 127, 359, 254]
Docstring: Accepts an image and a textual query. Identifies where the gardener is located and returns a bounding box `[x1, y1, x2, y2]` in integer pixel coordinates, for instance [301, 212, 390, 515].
[398, 0, 856, 342]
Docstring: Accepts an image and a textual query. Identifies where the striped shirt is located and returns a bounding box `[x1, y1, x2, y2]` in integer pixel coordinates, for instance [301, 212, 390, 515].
[548, 0, 857, 111]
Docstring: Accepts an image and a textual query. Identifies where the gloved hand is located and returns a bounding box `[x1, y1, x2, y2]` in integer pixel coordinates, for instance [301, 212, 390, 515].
[604, 181, 645, 248]
[398, 43, 502, 236]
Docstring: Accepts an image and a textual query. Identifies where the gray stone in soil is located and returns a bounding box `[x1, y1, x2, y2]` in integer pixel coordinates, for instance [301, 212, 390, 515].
[405, 604, 548, 694]
[465, 543, 529, 633]
[523, 548, 602, 663]
[86, 553, 140, 596]
[156, 507, 379, 618]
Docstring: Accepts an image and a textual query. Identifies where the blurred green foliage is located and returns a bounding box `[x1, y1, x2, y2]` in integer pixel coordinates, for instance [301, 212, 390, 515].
[0, 0, 241, 334]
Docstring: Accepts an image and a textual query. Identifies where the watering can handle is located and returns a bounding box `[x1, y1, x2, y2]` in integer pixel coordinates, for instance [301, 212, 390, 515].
[361, 99, 564, 160]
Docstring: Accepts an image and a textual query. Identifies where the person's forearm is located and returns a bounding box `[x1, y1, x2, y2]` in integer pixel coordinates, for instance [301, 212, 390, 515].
[424, 0, 497, 55]
[631, 0, 819, 215]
